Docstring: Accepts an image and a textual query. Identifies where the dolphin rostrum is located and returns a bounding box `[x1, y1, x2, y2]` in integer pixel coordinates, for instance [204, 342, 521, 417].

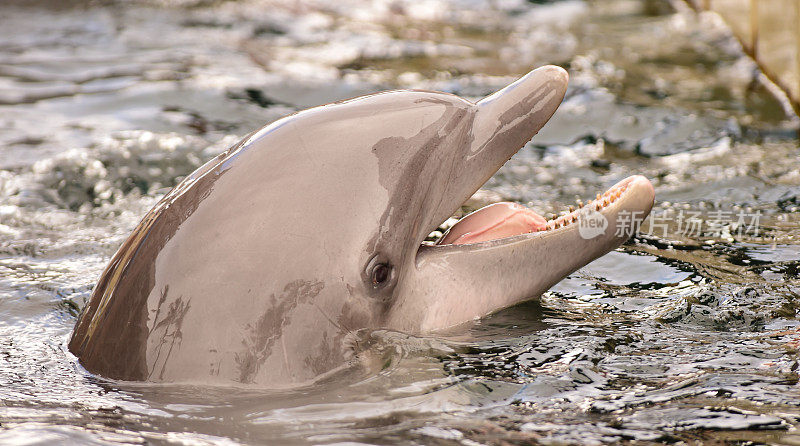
[69, 66, 654, 387]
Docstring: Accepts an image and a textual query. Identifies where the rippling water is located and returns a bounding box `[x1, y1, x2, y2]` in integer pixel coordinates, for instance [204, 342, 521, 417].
[1, 0, 799, 444]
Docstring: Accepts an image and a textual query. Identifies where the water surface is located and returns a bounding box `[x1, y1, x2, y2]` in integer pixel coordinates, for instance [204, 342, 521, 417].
[1, 0, 799, 444]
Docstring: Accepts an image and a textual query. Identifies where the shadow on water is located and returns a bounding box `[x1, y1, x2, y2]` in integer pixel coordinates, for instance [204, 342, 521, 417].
[0, 0, 799, 444]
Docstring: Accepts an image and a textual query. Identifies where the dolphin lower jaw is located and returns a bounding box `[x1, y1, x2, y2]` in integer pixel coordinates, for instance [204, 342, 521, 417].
[389, 175, 654, 333]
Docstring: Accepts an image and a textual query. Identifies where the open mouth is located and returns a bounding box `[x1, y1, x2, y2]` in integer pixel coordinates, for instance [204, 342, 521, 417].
[434, 176, 638, 246]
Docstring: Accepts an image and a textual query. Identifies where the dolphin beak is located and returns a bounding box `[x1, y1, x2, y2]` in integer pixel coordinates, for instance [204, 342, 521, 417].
[387, 66, 655, 333]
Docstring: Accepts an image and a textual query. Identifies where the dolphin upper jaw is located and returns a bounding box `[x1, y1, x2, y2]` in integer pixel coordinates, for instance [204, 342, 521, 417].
[404, 65, 571, 251]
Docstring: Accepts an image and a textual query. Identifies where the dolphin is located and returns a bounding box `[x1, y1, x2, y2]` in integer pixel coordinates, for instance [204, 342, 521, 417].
[68, 66, 654, 387]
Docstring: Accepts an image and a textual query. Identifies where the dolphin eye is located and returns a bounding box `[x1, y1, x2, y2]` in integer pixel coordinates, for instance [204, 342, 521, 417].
[371, 263, 391, 287]
[364, 255, 395, 293]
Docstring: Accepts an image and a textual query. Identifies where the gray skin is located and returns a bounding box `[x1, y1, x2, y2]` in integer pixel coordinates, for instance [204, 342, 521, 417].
[68, 66, 654, 387]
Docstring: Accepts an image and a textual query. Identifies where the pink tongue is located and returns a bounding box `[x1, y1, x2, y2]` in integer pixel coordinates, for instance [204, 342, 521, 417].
[438, 202, 547, 245]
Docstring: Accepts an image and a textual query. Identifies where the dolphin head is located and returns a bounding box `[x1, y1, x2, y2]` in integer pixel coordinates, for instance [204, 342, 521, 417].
[69, 66, 654, 387]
